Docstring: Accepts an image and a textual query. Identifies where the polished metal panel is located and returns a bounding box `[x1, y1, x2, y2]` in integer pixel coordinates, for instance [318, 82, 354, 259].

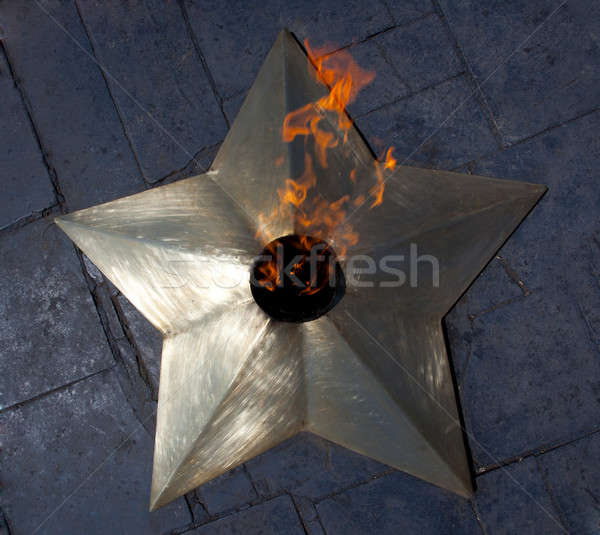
[56, 29, 546, 510]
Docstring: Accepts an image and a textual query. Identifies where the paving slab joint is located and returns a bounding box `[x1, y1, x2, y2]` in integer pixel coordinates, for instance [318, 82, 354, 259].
[430, 0, 505, 150]
[72, 0, 149, 187]
[177, 0, 230, 129]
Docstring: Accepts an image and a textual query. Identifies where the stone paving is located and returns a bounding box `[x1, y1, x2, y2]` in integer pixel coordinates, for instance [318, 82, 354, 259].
[0, 0, 598, 533]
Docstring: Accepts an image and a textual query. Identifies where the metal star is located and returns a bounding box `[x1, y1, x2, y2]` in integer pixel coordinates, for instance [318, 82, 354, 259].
[56, 30, 545, 510]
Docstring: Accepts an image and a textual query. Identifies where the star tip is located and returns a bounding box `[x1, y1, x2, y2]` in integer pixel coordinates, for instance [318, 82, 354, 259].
[148, 494, 163, 513]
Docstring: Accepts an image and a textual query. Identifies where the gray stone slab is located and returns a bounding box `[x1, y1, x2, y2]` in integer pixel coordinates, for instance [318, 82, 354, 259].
[384, 0, 433, 26]
[316, 471, 481, 534]
[0, 370, 189, 534]
[0, 49, 55, 228]
[190, 495, 304, 535]
[444, 258, 524, 387]
[475, 458, 567, 534]
[182, 0, 393, 100]
[245, 432, 385, 500]
[461, 290, 600, 467]
[0, 218, 113, 409]
[472, 112, 600, 290]
[116, 294, 163, 394]
[356, 75, 498, 169]
[373, 15, 462, 94]
[195, 466, 257, 516]
[538, 432, 600, 534]
[472, 111, 600, 356]
[437, 0, 600, 143]
[1, 1, 145, 210]
[76, 0, 228, 183]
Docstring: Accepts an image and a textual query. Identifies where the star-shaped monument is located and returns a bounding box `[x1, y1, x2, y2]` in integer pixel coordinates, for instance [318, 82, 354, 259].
[56, 30, 545, 510]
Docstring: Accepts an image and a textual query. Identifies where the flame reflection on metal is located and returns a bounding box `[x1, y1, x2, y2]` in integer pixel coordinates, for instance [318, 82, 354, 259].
[56, 29, 546, 510]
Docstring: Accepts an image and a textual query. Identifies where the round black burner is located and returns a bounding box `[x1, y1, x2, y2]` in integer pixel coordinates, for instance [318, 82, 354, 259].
[250, 234, 345, 322]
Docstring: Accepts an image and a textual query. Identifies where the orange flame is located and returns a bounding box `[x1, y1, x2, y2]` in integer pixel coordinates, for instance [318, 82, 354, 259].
[255, 38, 396, 294]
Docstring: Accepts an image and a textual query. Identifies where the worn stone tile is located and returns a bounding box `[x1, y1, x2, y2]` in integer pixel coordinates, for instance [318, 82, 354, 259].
[356, 75, 497, 169]
[472, 111, 600, 312]
[316, 471, 481, 534]
[438, 0, 600, 143]
[444, 257, 524, 389]
[374, 15, 462, 94]
[0, 218, 113, 409]
[195, 466, 257, 516]
[183, 0, 393, 100]
[538, 431, 600, 534]
[466, 257, 524, 315]
[0, 370, 189, 534]
[246, 432, 386, 500]
[0, 49, 55, 228]
[384, 0, 433, 26]
[76, 0, 228, 183]
[475, 458, 567, 534]
[461, 290, 600, 467]
[190, 495, 304, 535]
[1, 1, 145, 210]
[116, 294, 163, 394]
[444, 253, 525, 382]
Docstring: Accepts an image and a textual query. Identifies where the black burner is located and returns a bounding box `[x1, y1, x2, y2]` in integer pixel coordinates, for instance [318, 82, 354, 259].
[250, 234, 345, 322]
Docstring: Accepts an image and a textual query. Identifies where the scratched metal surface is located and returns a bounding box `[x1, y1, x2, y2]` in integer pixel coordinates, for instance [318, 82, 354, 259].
[56, 29, 545, 510]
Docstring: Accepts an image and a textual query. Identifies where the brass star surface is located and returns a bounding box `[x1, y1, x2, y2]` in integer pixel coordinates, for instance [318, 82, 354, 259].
[57, 30, 545, 510]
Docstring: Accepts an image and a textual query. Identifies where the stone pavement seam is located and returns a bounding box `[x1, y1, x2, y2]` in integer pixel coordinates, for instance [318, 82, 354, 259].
[242, 463, 261, 498]
[356, 69, 466, 119]
[325, 10, 436, 57]
[289, 494, 311, 535]
[371, 36, 415, 93]
[0, 506, 13, 535]
[78, 255, 159, 430]
[446, 107, 600, 177]
[431, 0, 505, 150]
[309, 468, 396, 505]
[0, 203, 60, 233]
[475, 427, 600, 476]
[0, 41, 63, 206]
[505, 106, 600, 150]
[469, 499, 488, 535]
[0, 366, 114, 415]
[177, 491, 291, 533]
[534, 456, 571, 533]
[152, 141, 223, 187]
[496, 255, 531, 296]
[379, 0, 397, 27]
[111, 294, 159, 401]
[467, 291, 534, 322]
[576, 299, 600, 355]
[177, 0, 230, 130]
[72, 0, 149, 187]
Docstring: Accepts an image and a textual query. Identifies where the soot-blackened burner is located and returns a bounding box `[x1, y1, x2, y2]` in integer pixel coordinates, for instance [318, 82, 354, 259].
[55, 28, 547, 511]
[251, 235, 345, 322]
